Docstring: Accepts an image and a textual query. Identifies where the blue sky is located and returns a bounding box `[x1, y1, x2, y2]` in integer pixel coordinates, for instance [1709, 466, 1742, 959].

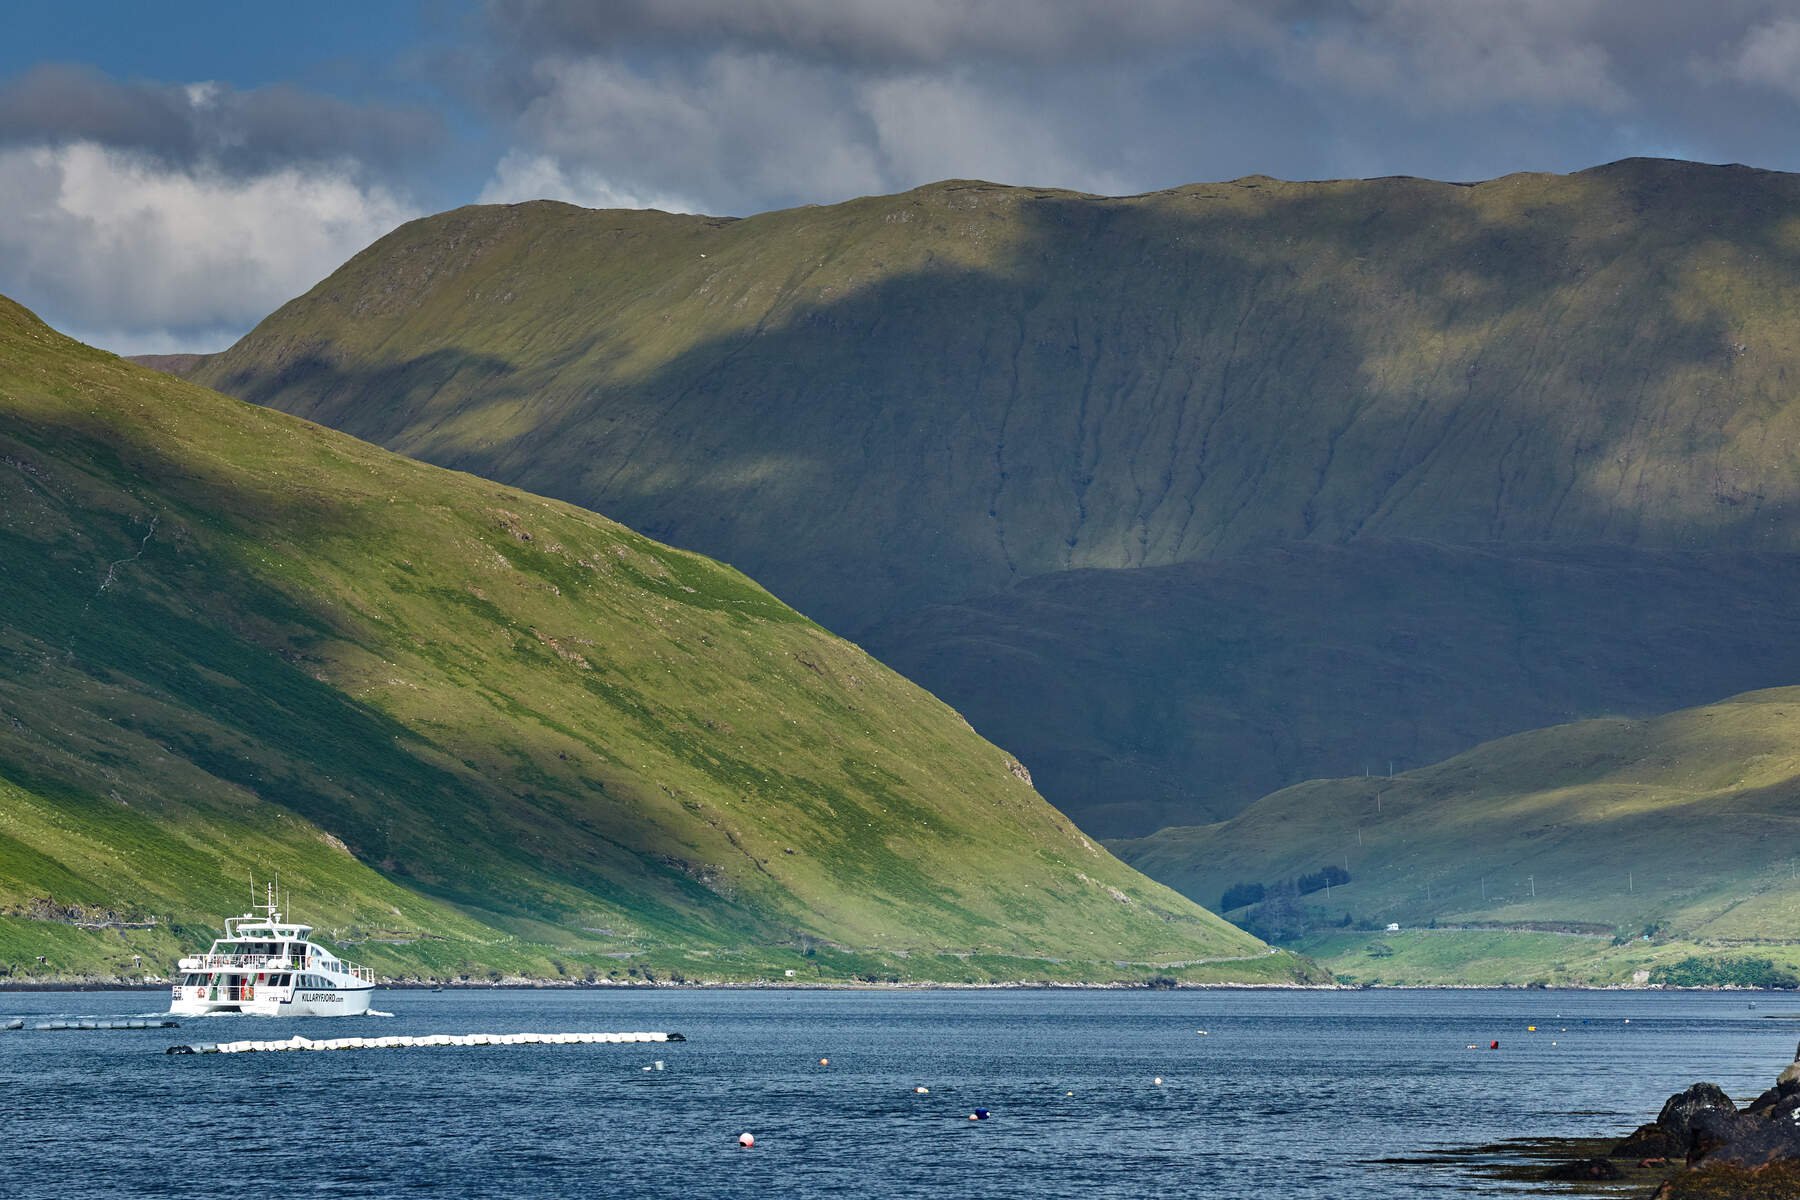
[5, 0, 1800, 353]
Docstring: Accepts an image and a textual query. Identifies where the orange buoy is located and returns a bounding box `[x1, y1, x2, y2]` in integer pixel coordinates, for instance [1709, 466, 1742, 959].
[819, 1057, 829, 1066]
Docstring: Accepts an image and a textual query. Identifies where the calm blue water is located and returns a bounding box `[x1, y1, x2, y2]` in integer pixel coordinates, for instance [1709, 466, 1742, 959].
[2, 987, 1792, 1198]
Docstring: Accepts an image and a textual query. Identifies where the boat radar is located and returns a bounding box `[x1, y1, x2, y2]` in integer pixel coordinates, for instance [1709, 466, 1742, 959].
[170, 883, 376, 1018]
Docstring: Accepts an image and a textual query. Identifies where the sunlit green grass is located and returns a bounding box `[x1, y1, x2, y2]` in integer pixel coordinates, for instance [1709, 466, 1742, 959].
[0, 294, 1292, 983]
[187, 161, 1800, 841]
[1115, 687, 1800, 985]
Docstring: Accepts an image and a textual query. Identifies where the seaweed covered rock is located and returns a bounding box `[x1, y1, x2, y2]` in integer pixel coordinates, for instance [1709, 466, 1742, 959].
[1631, 1073, 1800, 1198]
[1615, 1123, 1684, 1160]
[1542, 1157, 1623, 1181]
[1653, 1161, 1800, 1199]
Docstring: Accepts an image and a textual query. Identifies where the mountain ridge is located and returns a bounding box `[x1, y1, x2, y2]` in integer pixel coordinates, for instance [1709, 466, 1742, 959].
[189, 157, 1800, 833]
[0, 293, 1304, 985]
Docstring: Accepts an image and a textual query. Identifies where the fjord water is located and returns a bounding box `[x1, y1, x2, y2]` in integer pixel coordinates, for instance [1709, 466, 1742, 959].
[3, 989, 1788, 1198]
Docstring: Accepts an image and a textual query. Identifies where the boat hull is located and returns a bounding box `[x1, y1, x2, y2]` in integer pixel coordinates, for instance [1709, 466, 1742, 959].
[170, 985, 375, 1018]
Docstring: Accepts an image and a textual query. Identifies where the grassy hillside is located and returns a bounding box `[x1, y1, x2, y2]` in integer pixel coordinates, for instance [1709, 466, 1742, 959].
[865, 541, 1800, 834]
[188, 158, 1800, 832]
[0, 294, 1310, 985]
[1111, 687, 1800, 985]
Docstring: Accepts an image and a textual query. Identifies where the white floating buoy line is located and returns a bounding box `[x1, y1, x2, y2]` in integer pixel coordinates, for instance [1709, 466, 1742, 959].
[165, 1030, 684, 1055]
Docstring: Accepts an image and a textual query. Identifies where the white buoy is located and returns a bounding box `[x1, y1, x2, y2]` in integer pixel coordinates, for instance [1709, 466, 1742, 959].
[1153, 1077, 1163, 1086]
[915, 1086, 929, 1094]
[738, 1132, 755, 1148]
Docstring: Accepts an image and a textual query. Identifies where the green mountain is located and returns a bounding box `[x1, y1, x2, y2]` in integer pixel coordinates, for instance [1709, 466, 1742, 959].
[185, 158, 1800, 836]
[1111, 686, 1800, 986]
[0, 294, 1310, 986]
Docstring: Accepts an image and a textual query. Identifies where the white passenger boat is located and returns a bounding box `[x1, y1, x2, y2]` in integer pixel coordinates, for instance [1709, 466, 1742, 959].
[170, 887, 376, 1017]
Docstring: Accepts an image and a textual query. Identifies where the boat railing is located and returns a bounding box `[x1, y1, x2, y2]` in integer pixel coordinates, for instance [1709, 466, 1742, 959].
[185, 953, 304, 971]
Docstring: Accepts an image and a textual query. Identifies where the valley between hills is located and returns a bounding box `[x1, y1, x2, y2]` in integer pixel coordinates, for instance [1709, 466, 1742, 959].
[15, 156, 1800, 987]
[0, 293, 1311, 987]
[184, 157, 1800, 844]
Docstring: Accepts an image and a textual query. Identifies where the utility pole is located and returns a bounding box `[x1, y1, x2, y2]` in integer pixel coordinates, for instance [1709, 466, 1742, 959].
[1529, 875, 1536, 898]
[1628, 872, 1633, 894]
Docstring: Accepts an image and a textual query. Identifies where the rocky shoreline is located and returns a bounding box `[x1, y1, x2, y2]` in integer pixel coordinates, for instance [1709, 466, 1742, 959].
[1492, 1048, 1800, 1198]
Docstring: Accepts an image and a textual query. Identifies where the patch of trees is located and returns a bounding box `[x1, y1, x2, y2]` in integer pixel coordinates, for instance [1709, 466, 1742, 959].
[1220, 865, 1350, 912]
[1648, 957, 1799, 990]
[1220, 881, 1266, 910]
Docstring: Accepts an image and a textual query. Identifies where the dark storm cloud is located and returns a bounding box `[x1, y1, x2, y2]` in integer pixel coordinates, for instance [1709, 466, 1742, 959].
[0, 64, 442, 176]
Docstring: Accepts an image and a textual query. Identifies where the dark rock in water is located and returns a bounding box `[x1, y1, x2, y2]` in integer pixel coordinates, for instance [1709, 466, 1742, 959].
[1615, 1122, 1683, 1159]
[1543, 1157, 1623, 1181]
[1688, 1109, 1761, 1163]
[1701, 1114, 1800, 1170]
[1744, 1082, 1800, 1117]
[1656, 1083, 1738, 1159]
[1662, 1084, 1738, 1136]
[1628, 1077, 1800, 1198]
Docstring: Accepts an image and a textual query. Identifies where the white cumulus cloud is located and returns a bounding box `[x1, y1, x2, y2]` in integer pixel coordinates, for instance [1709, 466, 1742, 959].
[0, 142, 416, 353]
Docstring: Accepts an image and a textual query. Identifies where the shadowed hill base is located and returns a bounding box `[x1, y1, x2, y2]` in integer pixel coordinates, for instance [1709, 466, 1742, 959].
[1111, 687, 1800, 985]
[190, 158, 1800, 832]
[0, 294, 1308, 985]
[864, 540, 1800, 835]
